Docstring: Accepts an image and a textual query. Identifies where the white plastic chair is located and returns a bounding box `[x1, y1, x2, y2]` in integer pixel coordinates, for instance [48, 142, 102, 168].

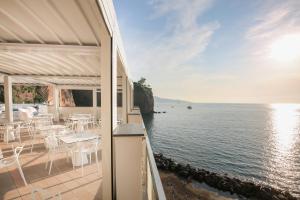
[14, 124, 22, 143]
[44, 135, 71, 175]
[30, 118, 53, 153]
[64, 119, 74, 130]
[88, 116, 98, 128]
[31, 187, 62, 200]
[76, 120, 89, 133]
[20, 121, 34, 138]
[71, 139, 100, 176]
[97, 119, 102, 128]
[85, 139, 100, 170]
[0, 146, 27, 185]
[4, 125, 15, 144]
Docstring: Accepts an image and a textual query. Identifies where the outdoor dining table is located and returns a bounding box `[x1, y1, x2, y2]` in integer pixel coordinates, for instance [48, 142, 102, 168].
[68, 116, 90, 121]
[68, 117, 90, 132]
[58, 133, 99, 166]
[37, 125, 66, 132]
[36, 125, 66, 136]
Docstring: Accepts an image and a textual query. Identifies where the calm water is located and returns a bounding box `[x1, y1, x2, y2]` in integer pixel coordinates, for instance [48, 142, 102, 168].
[143, 102, 300, 197]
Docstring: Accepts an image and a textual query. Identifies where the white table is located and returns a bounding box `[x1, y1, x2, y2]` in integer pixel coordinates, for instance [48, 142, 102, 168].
[37, 125, 66, 132]
[58, 133, 98, 144]
[68, 117, 90, 132]
[68, 117, 89, 121]
[36, 125, 66, 137]
[58, 133, 99, 166]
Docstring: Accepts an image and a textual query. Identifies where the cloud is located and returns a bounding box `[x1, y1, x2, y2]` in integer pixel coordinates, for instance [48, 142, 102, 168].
[244, 0, 300, 64]
[149, 0, 213, 29]
[129, 0, 219, 80]
[246, 1, 300, 40]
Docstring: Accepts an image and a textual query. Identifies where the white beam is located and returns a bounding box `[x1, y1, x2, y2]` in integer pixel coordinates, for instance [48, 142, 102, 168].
[57, 85, 100, 90]
[11, 74, 101, 79]
[0, 43, 100, 55]
[4, 76, 13, 122]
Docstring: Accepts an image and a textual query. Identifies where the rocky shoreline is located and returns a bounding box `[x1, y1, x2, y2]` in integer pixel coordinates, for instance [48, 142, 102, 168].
[154, 153, 297, 200]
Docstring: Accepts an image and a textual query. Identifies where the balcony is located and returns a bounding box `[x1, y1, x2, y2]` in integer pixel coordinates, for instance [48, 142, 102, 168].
[0, 108, 165, 200]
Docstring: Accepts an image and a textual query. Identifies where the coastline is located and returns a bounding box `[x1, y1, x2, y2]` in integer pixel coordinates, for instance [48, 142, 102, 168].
[155, 153, 297, 200]
[159, 171, 238, 200]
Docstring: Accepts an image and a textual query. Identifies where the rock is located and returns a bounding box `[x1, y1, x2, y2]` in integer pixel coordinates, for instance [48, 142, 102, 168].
[154, 153, 297, 200]
[178, 169, 189, 178]
[134, 80, 154, 114]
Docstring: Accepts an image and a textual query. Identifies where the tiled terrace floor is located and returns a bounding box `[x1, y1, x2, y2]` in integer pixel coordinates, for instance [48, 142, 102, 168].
[0, 129, 102, 200]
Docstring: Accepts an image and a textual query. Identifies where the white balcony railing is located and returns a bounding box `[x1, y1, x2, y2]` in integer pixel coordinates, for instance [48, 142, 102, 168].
[127, 108, 166, 200]
[145, 136, 166, 200]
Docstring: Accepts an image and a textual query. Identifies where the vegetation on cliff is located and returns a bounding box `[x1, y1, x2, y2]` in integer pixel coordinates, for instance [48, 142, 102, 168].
[134, 78, 154, 114]
[0, 85, 47, 104]
[0, 85, 90, 106]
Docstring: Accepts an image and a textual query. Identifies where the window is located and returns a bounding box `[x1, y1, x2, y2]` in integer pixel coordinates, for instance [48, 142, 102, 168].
[60, 89, 93, 107]
[97, 92, 101, 107]
[117, 92, 122, 107]
[96, 91, 122, 107]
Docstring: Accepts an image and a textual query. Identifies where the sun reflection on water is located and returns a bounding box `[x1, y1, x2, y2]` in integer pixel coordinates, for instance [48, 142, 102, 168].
[271, 104, 300, 153]
[267, 104, 300, 191]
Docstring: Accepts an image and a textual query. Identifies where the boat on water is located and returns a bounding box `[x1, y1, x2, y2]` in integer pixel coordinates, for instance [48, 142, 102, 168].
[187, 106, 192, 109]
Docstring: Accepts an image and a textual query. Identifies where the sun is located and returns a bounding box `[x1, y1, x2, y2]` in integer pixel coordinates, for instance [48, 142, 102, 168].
[269, 34, 300, 62]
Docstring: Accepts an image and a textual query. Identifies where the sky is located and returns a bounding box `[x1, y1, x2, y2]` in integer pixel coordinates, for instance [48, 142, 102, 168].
[113, 0, 300, 103]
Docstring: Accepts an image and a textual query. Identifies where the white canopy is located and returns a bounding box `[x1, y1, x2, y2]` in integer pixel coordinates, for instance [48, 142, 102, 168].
[0, 0, 127, 86]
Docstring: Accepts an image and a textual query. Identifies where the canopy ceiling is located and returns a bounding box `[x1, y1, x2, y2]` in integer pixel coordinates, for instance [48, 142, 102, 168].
[0, 0, 124, 86]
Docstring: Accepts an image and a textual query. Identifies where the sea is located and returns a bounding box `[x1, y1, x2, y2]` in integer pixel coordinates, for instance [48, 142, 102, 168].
[143, 98, 300, 197]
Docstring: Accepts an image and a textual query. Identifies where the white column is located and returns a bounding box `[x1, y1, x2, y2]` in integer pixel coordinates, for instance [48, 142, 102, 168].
[93, 88, 97, 108]
[112, 45, 117, 129]
[92, 88, 97, 118]
[127, 81, 132, 113]
[130, 83, 134, 110]
[4, 76, 13, 122]
[101, 35, 117, 199]
[53, 86, 59, 121]
[122, 74, 127, 123]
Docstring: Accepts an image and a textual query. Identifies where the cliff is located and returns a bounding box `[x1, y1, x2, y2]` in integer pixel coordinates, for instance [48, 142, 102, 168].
[134, 78, 154, 114]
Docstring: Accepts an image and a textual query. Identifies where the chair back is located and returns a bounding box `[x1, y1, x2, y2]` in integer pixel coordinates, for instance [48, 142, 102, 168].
[81, 138, 99, 151]
[76, 121, 85, 133]
[44, 135, 58, 150]
[14, 146, 24, 159]
[15, 124, 21, 135]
